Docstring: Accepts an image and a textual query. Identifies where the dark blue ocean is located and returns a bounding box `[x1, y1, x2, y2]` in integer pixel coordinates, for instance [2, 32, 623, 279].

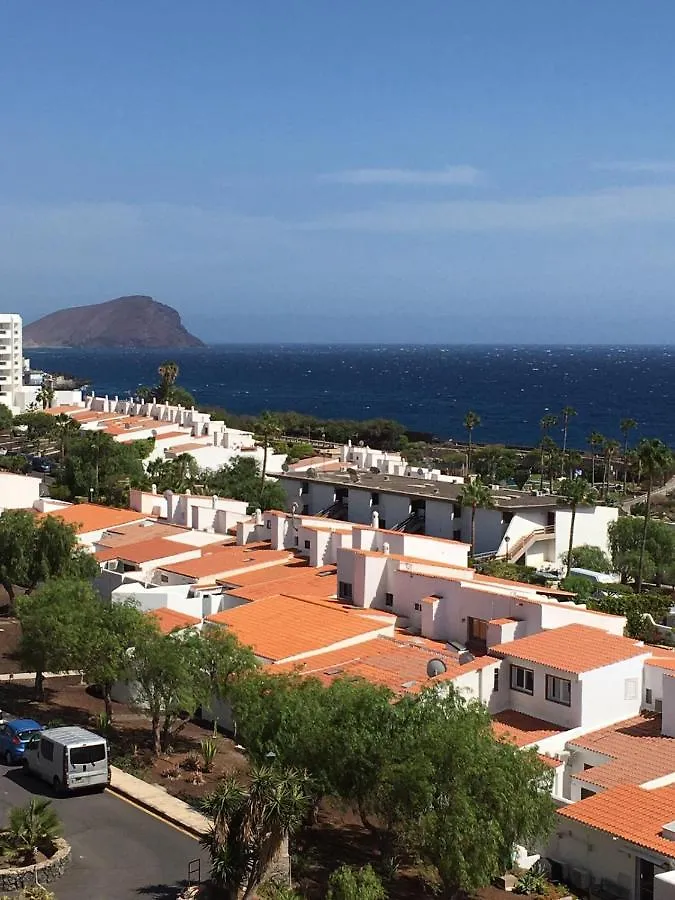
[28, 345, 675, 448]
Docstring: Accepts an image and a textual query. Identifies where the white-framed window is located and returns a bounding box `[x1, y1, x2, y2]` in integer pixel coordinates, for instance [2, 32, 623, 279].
[646, 688, 653, 705]
[385, 592, 393, 607]
[510, 664, 534, 695]
[338, 581, 353, 601]
[414, 602, 422, 611]
[160, 573, 169, 584]
[624, 678, 638, 701]
[546, 674, 571, 706]
[493, 669, 499, 692]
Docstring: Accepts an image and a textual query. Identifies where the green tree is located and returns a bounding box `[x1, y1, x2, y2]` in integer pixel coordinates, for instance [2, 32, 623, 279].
[375, 688, 554, 898]
[0, 510, 97, 613]
[198, 626, 258, 712]
[285, 441, 315, 463]
[560, 405, 577, 455]
[157, 361, 179, 402]
[146, 453, 200, 494]
[255, 412, 283, 503]
[458, 478, 494, 556]
[588, 431, 604, 489]
[17, 578, 96, 699]
[13, 411, 57, 453]
[559, 574, 597, 602]
[53, 412, 80, 462]
[327, 865, 386, 900]
[59, 431, 150, 503]
[7, 799, 61, 864]
[601, 438, 621, 499]
[200, 765, 309, 900]
[608, 514, 675, 588]
[463, 411, 481, 474]
[80, 599, 157, 723]
[539, 416, 558, 486]
[559, 478, 595, 577]
[562, 544, 612, 573]
[205, 457, 287, 512]
[0, 403, 13, 430]
[130, 628, 206, 755]
[473, 445, 518, 485]
[36, 375, 55, 410]
[636, 439, 673, 593]
[620, 418, 638, 493]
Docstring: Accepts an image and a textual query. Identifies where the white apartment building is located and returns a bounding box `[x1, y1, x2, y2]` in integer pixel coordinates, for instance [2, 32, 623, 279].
[0, 314, 23, 411]
[278, 470, 617, 566]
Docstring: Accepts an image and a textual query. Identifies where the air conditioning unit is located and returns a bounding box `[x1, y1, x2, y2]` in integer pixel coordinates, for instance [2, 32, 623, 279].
[571, 868, 590, 891]
[656, 699, 663, 713]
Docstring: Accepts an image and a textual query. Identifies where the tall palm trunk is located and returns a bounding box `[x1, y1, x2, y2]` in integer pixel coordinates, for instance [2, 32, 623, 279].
[467, 430, 473, 474]
[260, 438, 269, 501]
[591, 453, 596, 487]
[623, 437, 629, 492]
[471, 505, 477, 556]
[566, 504, 577, 577]
[637, 477, 653, 594]
[539, 444, 545, 491]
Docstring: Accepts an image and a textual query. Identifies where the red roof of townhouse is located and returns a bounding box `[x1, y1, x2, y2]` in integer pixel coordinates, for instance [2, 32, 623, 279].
[96, 521, 190, 548]
[46, 503, 148, 534]
[158, 543, 292, 580]
[112, 538, 198, 566]
[147, 608, 201, 635]
[569, 713, 675, 789]
[558, 783, 675, 858]
[491, 710, 564, 747]
[206, 594, 392, 662]
[489, 624, 647, 674]
[274, 634, 494, 694]
[224, 567, 338, 602]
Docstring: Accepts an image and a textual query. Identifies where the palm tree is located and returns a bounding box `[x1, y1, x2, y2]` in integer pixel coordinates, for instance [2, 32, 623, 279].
[601, 438, 620, 500]
[559, 477, 594, 576]
[53, 413, 80, 462]
[636, 438, 672, 594]
[539, 415, 557, 489]
[463, 411, 481, 475]
[560, 406, 577, 455]
[588, 431, 604, 488]
[200, 765, 309, 900]
[157, 361, 179, 402]
[255, 411, 282, 505]
[458, 477, 494, 557]
[620, 418, 638, 493]
[8, 798, 61, 864]
[36, 375, 55, 410]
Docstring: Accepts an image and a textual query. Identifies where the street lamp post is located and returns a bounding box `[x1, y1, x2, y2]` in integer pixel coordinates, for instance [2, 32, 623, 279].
[505, 535, 511, 562]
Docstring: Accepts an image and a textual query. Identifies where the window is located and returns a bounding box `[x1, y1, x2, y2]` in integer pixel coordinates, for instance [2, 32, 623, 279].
[266, 521, 271, 529]
[294, 536, 299, 546]
[646, 688, 653, 705]
[493, 669, 499, 692]
[40, 739, 54, 761]
[69, 744, 106, 765]
[160, 573, 169, 584]
[625, 678, 638, 701]
[379, 519, 386, 530]
[338, 581, 353, 601]
[510, 665, 534, 695]
[546, 674, 571, 706]
[371, 492, 379, 505]
[452, 503, 461, 518]
[301, 482, 309, 495]
[414, 602, 422, 611]
[453, 529, 462, 541]
[580, 788, 596, 800]
[385, 592, 393, 607]
[304, 540, 311, 550]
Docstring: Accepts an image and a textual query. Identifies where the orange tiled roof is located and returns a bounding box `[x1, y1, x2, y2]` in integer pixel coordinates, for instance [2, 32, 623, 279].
[558, 783, 675, 858]
[147, 608, 201, 635]
[113, 537, 197, 565]
[273, 634, 494, 694]
[97, 521, 189, 549]
[46, 503, 148, 534]
[489, 624, 647, 674]
[569, 713, 675, 789]
[646, 655, 675, 672]
[206, 594, 391, 662]
[491, 710, 564, 748]
[225, 568, 338, 602]
[159, 543, 292, 579]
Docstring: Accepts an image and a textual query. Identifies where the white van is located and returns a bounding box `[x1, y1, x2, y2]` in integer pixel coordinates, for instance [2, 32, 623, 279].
[24, 726, 110, 794]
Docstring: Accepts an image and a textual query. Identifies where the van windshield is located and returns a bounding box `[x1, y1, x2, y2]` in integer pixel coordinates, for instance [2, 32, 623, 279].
[69, 744, 106, 766]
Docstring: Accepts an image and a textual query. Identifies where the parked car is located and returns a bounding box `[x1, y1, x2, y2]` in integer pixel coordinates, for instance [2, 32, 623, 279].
[0, 718, 43, 765]
[31, 456, 56, 474]
[24, 726, 110, 793]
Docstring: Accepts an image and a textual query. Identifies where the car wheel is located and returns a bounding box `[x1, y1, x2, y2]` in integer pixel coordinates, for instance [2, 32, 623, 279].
[3, 751, 13, 766]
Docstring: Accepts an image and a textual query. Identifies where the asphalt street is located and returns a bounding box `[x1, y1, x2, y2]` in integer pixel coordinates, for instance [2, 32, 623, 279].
[0, 764, 210, 899]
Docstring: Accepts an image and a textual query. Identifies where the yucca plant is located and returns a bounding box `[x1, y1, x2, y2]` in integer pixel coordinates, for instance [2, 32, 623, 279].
[200, 737, 218, 773]
[8, 799, 61, 864]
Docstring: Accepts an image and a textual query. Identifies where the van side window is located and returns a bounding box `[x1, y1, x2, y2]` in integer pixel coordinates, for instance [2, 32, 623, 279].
[40, 739, 54, 761]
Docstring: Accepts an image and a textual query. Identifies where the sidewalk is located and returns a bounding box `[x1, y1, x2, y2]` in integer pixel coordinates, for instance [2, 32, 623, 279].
[109, 766, 211, 838]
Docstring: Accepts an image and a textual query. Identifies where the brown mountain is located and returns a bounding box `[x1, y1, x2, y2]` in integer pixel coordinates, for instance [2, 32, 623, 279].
[23, 296, 204, 349]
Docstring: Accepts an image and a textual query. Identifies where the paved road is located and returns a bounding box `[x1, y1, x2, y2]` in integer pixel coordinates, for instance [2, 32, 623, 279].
[621, 474, 675, 512]
[0, 764, 209, 899]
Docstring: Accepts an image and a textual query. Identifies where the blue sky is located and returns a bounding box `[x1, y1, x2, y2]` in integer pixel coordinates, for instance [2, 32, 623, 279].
[3, 1, 675, 342]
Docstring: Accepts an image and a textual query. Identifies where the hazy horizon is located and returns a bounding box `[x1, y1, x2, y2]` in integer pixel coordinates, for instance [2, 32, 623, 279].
[4, 3, 675, 342]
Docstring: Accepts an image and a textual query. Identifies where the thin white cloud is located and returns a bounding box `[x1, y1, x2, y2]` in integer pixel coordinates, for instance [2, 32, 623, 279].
[299, 183, 675, 233]
[594, 160, 675, 174]
[320, 165, 482, 186]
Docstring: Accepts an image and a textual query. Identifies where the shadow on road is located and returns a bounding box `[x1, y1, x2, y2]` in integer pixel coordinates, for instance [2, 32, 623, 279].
[137, 879, 192, 898]
[3, 766, 57, 797]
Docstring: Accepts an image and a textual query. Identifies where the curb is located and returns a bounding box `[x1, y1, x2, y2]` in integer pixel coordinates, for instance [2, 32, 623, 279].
[107, 768, 210, 840]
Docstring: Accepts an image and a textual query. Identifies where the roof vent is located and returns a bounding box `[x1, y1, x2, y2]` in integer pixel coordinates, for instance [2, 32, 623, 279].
[401, 680, 417, 689]
[324, 667, 344, 676]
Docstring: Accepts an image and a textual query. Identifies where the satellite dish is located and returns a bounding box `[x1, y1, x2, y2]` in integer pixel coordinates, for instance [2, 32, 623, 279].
[306, 467, 317, 477]
[427, 659, 448, 679]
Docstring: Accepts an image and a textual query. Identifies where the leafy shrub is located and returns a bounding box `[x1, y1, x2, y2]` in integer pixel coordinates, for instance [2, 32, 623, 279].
[515, 865, 548, 895]
[259, 879, 303, 899]
[199, 737, 218, 773]
[181, 752, 201, 772]
[7, 799, 61, 864]
[327, 864, 386, 900]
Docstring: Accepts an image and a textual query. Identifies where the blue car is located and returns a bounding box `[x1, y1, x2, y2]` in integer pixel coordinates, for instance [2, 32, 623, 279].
[0, 719, 43, 765]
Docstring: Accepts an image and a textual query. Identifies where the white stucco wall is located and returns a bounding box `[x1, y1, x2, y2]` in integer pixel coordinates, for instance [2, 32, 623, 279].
[554, 505, 618, 560]
[0, 472, 41, 510]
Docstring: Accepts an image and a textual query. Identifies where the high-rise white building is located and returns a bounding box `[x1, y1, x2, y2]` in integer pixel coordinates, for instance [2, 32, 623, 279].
[0, 314, 23, 411]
